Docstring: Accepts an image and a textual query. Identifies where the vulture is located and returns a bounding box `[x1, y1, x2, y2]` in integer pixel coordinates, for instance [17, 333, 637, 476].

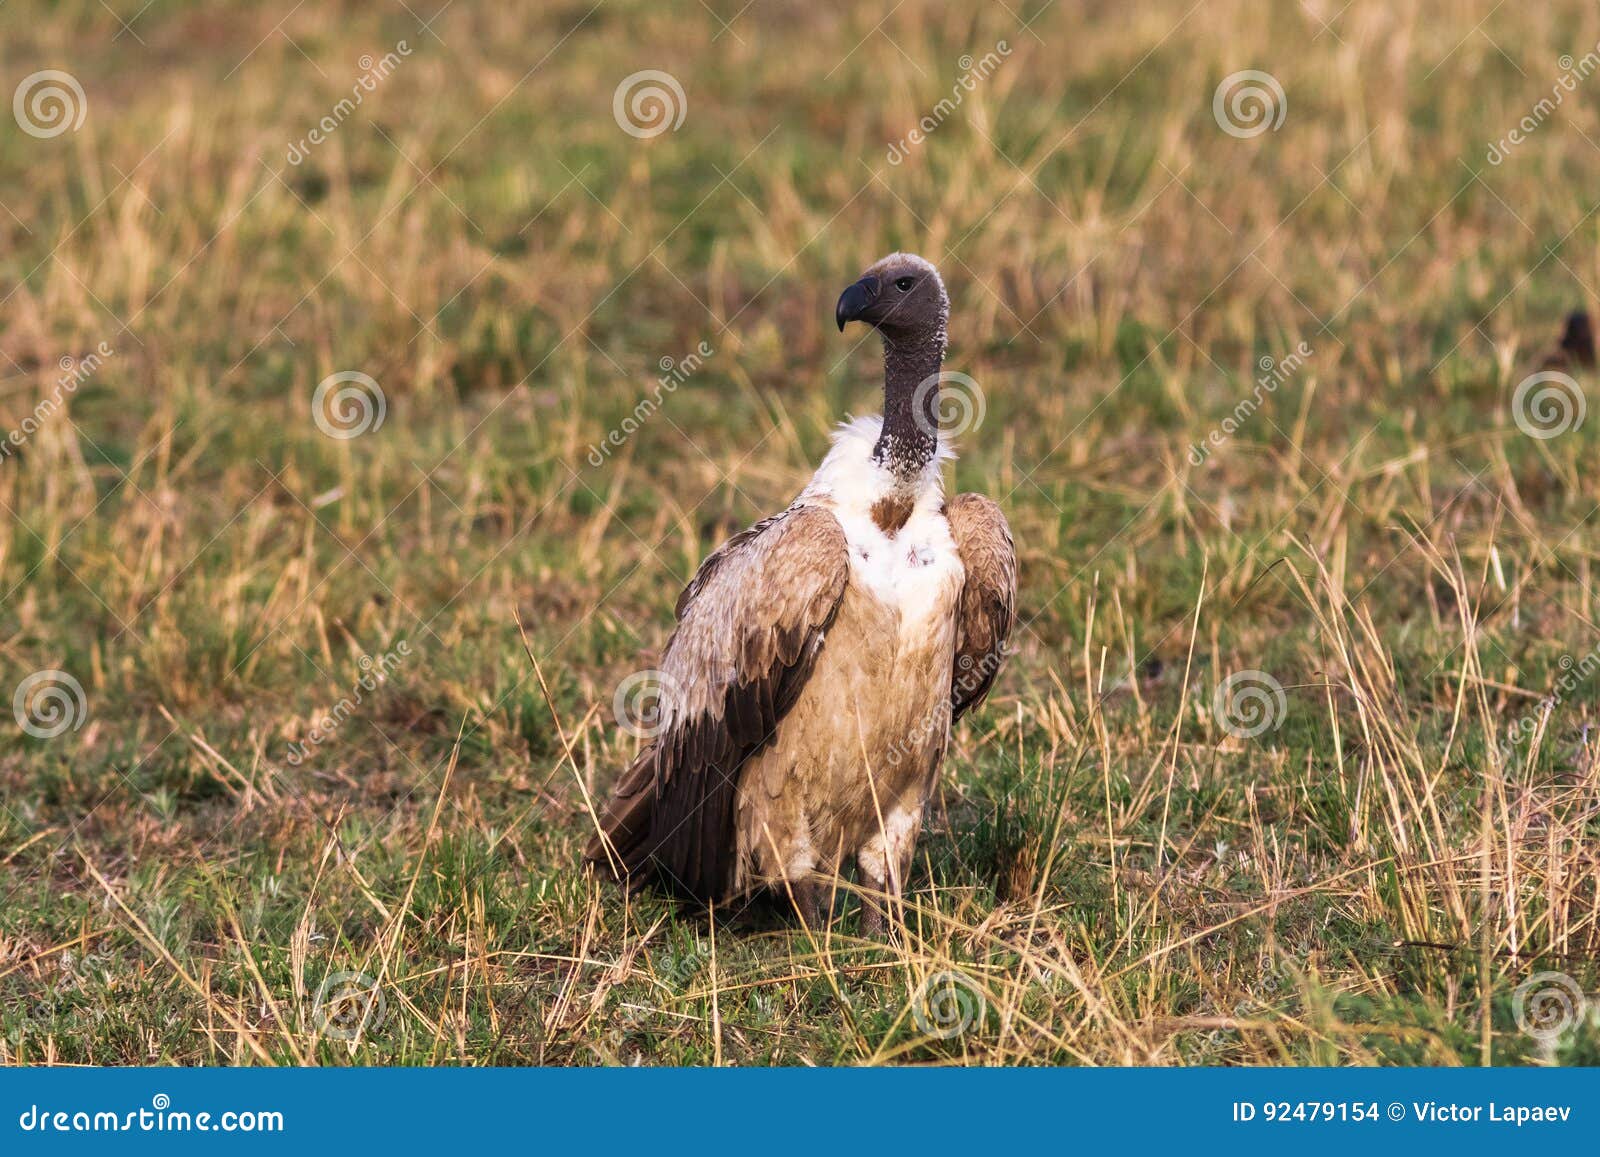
[584, 253, 1016, 932]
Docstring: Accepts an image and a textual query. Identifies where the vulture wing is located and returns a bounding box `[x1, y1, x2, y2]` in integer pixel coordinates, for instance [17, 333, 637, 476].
[585, 504, 850, 901]
[945, 493, 1017, 720]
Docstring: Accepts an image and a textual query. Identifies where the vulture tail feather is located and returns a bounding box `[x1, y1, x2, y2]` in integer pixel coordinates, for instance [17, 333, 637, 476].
[584, 747, 656, 888]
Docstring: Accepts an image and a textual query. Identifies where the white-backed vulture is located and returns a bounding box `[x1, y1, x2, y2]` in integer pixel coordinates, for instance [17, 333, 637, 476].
[586, 253, 1016, 931]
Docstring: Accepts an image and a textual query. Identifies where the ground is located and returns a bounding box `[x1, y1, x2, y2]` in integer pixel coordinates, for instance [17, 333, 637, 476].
[3, 0, 1600, 1066]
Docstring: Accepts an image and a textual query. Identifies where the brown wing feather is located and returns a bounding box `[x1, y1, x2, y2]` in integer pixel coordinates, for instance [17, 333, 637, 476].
[945, 493, 1017, 720]
[585, 504, 849, 902]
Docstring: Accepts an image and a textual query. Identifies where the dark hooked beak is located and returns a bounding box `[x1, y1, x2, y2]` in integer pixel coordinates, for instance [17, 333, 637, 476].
[835, 275, 880, 331]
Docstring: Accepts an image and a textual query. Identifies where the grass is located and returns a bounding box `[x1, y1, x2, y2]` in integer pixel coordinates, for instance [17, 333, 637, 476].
[3, 0, 1600, 1066]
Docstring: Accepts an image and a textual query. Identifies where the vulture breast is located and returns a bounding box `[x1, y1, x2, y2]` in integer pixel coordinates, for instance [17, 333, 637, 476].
[730, 488, 965, 896]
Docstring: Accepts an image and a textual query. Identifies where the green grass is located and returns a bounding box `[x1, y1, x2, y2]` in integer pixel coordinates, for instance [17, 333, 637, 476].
[3, 0, 1600, 1065]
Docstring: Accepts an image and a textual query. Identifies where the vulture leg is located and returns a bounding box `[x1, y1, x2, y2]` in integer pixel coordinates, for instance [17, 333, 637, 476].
[858, 887, 890, 938]
[857, 828, 915, 938]
[789, 877, 832, 930]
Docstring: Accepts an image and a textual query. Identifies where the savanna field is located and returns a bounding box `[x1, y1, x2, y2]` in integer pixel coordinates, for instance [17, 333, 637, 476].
[4, 0, 1600, 1066]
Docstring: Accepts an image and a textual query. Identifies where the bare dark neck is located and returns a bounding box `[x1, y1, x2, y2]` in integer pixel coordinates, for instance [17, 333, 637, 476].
[873, 328, 946, 481]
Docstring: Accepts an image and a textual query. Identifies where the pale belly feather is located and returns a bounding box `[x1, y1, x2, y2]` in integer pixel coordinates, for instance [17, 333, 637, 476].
[732, 507, 964, 893]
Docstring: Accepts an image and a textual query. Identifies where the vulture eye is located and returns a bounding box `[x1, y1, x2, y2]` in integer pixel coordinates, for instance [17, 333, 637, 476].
[894, 276, 915, 291]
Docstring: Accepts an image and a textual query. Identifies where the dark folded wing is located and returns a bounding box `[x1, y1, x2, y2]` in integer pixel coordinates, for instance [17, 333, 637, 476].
[945, 493, 1017, 721]
[588, 503, 849, 901]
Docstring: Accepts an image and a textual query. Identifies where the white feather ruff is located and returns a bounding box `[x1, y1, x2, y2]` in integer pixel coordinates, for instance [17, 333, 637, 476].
[799, 414, 954, 514]
[798, 415, 963, 629]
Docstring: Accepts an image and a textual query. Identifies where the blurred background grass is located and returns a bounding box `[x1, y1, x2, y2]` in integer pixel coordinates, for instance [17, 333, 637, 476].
[3, 0, 1600, 1065]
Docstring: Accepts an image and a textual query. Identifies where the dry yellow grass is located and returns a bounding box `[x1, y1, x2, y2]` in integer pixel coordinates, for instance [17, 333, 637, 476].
[2, 0, 1600, 1064]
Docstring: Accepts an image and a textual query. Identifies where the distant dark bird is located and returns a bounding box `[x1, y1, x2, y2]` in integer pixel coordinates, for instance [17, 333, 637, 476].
[1539, 309, 1596, 371]
[585, 254, 1016, 932]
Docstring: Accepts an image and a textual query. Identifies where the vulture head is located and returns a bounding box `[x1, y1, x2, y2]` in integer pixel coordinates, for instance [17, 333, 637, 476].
[835, 252, 949, 342]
